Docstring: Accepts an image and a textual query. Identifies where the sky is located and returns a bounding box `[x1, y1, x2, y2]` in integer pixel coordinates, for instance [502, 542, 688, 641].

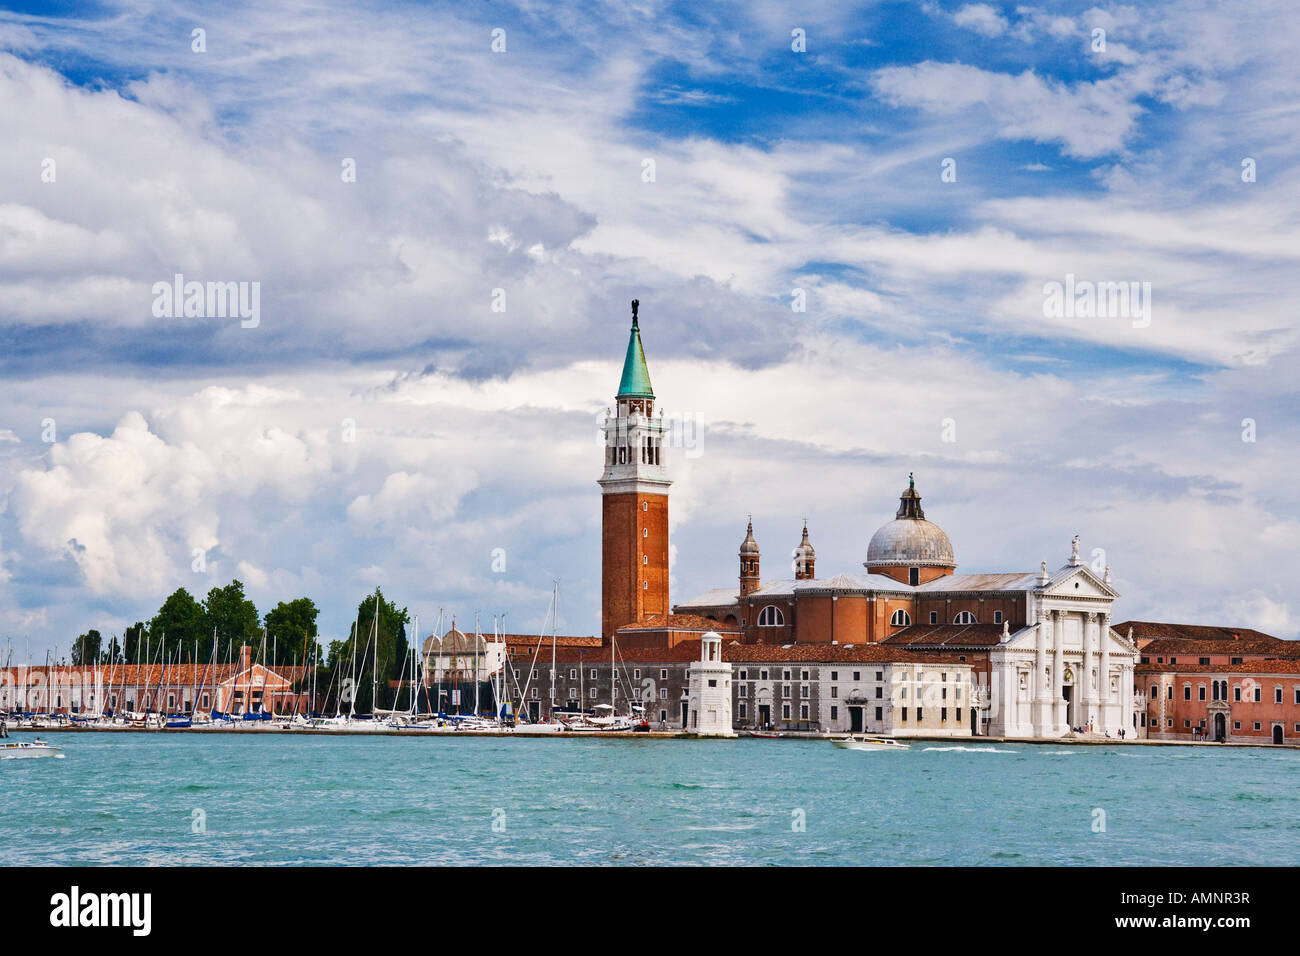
[0, 0, 1298, 655]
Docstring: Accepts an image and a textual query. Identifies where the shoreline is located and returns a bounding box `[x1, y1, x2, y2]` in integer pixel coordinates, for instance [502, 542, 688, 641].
[6, 724, 1299, 750]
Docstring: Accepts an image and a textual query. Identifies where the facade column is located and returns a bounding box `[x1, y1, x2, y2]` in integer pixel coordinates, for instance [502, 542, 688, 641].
[1033, 608, 1048, 701]
[1083, 612, 1097, 716]
[1051, 610, 1064, 734]
[1098, 613, 1111, 704]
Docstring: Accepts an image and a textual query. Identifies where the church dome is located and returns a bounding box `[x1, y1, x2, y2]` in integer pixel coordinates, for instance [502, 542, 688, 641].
[865, 476, 955, 569]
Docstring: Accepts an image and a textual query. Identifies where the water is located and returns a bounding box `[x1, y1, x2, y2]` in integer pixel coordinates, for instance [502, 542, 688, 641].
[3, 734, 1297, 865]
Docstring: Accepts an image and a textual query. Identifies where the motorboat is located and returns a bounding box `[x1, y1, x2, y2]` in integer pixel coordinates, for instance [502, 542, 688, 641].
[831, 735, 910, 751]
[1, 739, 62, 759]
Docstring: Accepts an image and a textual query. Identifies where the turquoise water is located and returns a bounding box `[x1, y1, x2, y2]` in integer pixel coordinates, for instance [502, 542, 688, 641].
[3, 734, 1297, 866]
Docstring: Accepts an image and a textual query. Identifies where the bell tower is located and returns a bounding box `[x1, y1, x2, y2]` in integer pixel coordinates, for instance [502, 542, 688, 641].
[739, 518, 760, 596]
[599, 300, 671, 641]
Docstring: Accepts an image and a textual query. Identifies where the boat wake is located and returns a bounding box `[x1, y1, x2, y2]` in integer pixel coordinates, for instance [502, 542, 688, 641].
[920, 745, 1018, 753]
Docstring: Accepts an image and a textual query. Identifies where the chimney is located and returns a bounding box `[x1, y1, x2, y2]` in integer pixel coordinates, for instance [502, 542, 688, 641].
[240, 644, 252, 671]
[1231, 632, 1240, 642]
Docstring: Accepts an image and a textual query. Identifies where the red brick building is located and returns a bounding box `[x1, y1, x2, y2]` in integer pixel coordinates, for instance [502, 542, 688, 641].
[1123, 621, 1300, 742]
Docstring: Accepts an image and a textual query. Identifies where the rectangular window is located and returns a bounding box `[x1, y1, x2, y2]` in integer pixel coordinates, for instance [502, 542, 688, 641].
[659, 688, 666, 699]
[1184, 685, 1191, 700]
[738, 703, 746, 717]
[590, 668, 597, 679]
[782, 704, 790, 719]
[875, 687, 883, 699]
[916, 708, 923, 721]
[874, 707, 882, 721]
[1198, 686, 1205, 701]
[1234, 686, 1242, 702]
[929, 611, 938, 624]
[800, 704, 809, 719]
[738, 685, 747, 698]
[831, 706, 838, 719]
[633, 669, 641, 680]
[800, 685, 809, 698]
[739, 670, 747, 680]
[1255, 687, 1262, 702]
[782, 685, 791, 698]
[941, 707, 948, 722]
[782, 670, 791, 681]
[901, 707, 908, 722]
[994, 611, 1003, 624]
[761, 670, 769, 681]
[589, 688, 597, 699]
[707, 679, 717, 688]
[956, 708, 962, 722]
[660, 669, 667, 680]
[830, 671, 838, 681]
[1199, 657, 1210, 665]
[1276, 688, 1284, 704]
[1254, 722, 1261, 731]
[831, 687, 838, 698]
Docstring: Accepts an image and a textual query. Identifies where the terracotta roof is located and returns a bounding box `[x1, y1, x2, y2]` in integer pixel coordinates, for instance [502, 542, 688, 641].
[504, 640, 967, 667]
[880, 623, 1008, 648]
[1137, 659, 1300, 675]
[616, 614, 741, 633]
[1115, 621, 1290, 646]
[499, 633, 601, 648]
[1138, 637, 1299, 657]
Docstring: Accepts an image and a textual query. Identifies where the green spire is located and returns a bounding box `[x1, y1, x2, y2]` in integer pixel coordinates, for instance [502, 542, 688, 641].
[617, 298, 654, 399]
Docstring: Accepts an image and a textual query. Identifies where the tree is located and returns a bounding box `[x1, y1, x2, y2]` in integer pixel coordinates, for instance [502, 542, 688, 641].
[203, 580, 260, 660]
[331, 589, 409, 713]
[122, 622, 148, 664]
[264, 597, 321, 666]
[149, 590, 209, 661]
[71, 629, 103, 665]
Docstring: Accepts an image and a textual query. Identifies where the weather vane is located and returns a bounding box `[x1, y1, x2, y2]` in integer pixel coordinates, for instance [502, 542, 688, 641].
[631, 298, 639, 328]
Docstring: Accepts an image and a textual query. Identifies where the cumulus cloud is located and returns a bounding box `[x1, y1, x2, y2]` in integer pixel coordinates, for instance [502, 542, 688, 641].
[1, 0, 1298, 648]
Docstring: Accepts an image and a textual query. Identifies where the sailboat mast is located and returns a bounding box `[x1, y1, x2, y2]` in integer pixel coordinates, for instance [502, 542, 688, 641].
[550, 580, 557, 720]
[371, 589, 379, 714]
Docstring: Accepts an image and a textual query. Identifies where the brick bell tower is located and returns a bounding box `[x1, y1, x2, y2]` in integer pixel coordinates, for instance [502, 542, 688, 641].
[599, 299, 671, 642]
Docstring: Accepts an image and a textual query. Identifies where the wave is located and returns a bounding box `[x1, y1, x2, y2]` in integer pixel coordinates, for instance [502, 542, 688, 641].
[921, 745, 1018, 753]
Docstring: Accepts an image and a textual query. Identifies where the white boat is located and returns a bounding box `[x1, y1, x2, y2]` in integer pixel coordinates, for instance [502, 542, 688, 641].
[831, 735, 910, 751]
[1, 740, 61, 759]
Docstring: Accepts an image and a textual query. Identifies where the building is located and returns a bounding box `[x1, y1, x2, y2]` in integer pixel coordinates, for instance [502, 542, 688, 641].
[0, 645, 311, 716]
[599, 298, 671, 641]
[686, 631, 734, 736]
[1122, 621, 1300, 743]
[673, 478, 1139, 738]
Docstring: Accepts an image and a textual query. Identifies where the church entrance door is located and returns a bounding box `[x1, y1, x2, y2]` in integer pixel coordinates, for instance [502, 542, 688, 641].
[848, 707, 863, 733]
[1273, 725, 1284, 745]
[1062, 685, 1073, 729]
[758, 704, 771, 729]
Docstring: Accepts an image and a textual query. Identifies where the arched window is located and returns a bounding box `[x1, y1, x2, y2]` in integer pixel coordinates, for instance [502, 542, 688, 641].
[953, 611, 977, 625]
[890, 609, 911, 627]
[757, 605, 785, 627]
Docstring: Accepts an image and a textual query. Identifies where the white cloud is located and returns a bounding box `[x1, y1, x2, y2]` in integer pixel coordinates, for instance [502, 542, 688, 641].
[952, 4, 1009, 38]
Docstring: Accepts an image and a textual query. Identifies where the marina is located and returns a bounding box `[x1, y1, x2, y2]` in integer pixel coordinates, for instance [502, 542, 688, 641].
[2, 733, 1297, 866]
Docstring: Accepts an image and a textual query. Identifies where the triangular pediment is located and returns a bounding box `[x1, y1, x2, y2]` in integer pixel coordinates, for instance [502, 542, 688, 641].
[1042, 564, 1117, 600]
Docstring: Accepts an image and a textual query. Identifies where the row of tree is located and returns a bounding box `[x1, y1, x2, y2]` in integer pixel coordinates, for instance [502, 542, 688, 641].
[65, 583, 412, 712]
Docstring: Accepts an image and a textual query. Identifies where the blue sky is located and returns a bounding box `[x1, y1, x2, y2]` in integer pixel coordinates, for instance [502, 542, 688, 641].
[1, 0, 1298, 654]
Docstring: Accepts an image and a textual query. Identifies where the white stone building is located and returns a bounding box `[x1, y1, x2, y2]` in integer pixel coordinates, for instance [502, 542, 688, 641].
[687, 631, 735, 736]
[986, 539, 1139, 738]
